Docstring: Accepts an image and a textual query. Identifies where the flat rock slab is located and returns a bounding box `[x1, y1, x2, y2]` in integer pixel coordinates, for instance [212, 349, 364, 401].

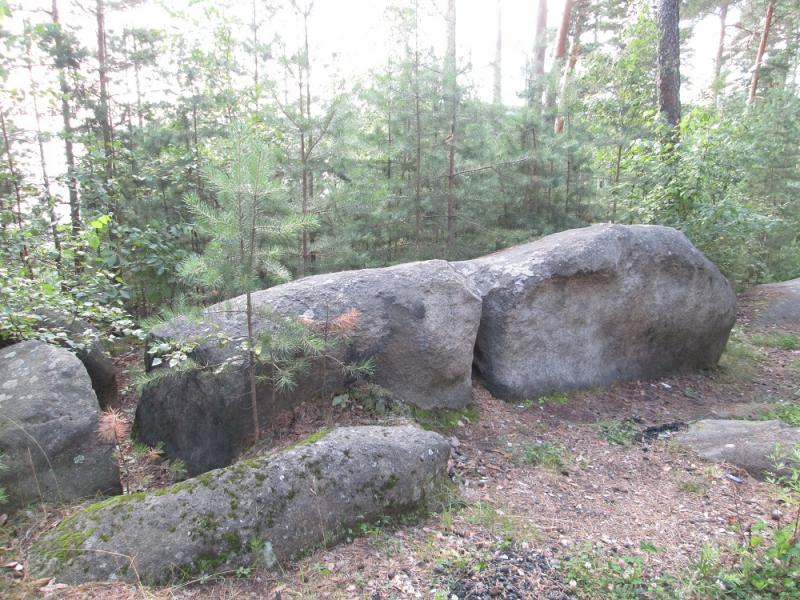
[752, 278, 800, 328]
[455, 224, 736, 401]
[31, 425, 450, 585]
[675, 419, 800, 479]
[0, 341, 120, 509]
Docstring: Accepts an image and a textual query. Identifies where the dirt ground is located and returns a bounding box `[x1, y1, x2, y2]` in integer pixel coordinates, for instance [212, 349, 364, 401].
[2, 287, 798, 599]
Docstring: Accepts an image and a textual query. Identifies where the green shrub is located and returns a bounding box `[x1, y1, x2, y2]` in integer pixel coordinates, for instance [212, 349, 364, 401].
[599, 420, 638, 447]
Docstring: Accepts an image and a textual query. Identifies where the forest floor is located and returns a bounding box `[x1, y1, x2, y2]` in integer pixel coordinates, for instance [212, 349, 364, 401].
[2, 288, 799, 600]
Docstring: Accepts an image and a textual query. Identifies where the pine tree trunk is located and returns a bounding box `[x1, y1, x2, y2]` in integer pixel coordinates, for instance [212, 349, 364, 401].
[413, 0, 422, 248]
[131, 33, 144, 129]
[445, 0, 457, 254]
[52, 0, 83, 274]
[95, 0, 114, 181]
[246, 290, 259, 442]
[656, 0, 681, 127]
[713, 1, 728, 104]
[251, 0, 259, 106]
[554, 2, 585, 134]
[493, 0, 502, 105]
[26, 45, 62, 271]
[545, 0, 573, 112]
[748, 0, 775, 106]
[530, 0, 548, 110]
[0, 112, 34, 278]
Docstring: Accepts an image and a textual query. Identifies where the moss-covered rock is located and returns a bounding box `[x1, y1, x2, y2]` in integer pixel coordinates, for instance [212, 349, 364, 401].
[30, 425, 450, 585]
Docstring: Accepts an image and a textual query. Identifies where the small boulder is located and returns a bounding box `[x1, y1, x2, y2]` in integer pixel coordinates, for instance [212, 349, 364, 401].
[675, 419, 800, 479]
[31, 425, 450, 585]
[136, 260, 480, 474]
[0, 341, 121, 509]
[455, 224, 736, 400]
[37, 310, 119, 409]
[751, 278, 800, 328]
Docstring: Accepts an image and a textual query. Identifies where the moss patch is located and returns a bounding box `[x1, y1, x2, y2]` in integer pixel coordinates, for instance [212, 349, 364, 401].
[289, 427, 331, 449]
[410, 405, 479, 432]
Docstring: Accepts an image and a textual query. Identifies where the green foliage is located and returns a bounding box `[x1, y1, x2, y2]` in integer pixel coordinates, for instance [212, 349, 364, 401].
[0, 264, 142, 351]
[718, 329, 765, 381]
[410, 405, 479, 432]
[562, 544, 674, 599]
[563, 446, 800, 599]
[521, 441, 568, 470]
[598, 419, 638, 447]
[763, 404, 800, 427]
[178, 124, 309, 299]
[751, 333, 800, 351]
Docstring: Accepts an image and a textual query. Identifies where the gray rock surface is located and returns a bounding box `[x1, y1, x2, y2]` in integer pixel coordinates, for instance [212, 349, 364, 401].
[37, 310, 119, 409]
[752, 278, 800, 328]
[31, 425, 450, 585]
[455, 224, 737, 400]
[135, 260, 480, 474]
[675, 419, 800, 479]
[0, 341, 121, 509]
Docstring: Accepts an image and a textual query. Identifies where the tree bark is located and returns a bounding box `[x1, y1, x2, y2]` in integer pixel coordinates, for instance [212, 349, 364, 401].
[545, 0, 573, 112]
[445, 0, 457, 253]
[712, 1, 728, 104]
[493, 0, 502, 105]
[413, 0, 422, 248]
[95, 0, 114, 181]
[530, 0, 548, 110]
[26, 40, 62, 271]
[748, 0, 775, 105]
[554, 2, 585, 134]
[656, 0, 681, 128]
[0, 112, 34, 278]
[51, 0, 82, 273]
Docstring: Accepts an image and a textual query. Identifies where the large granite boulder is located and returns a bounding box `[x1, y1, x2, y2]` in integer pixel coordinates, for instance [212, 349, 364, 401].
[0, 341, 121, 509]
[455, 224, 736, 400]
[31, 425, 450, 585]
[675, 419, 800, 479]
[135, 260, 481, 475]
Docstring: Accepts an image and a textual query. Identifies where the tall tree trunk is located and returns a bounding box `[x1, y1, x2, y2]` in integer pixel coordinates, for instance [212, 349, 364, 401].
[530, 0, 548, 110]
[251, 0, 260, 106]
[26, 40, 62, 271]
[554, 2, 585, 134]
[299, 75, 310, 275]
[131, 32, 144, 129]
[445, 0, 457, 253]
[493, 0, 502, 105]
[95, 0, 113, 181]
[656, 0, 681, 128]
[52, 0, 82, 273]
[297, 5, 313, 276]
[413, 0, 422, 248]
[748, 0, 775, 106]
[712, 1, 728, 104]
[0, 112, 34, 278]
[545, 0, 573, 112]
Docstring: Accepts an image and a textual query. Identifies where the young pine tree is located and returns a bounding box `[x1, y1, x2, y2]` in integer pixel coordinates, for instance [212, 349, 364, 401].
[178, 125, 312, 441]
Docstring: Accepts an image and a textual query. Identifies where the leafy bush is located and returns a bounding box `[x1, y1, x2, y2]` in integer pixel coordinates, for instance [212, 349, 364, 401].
[0, 265, 142, 352]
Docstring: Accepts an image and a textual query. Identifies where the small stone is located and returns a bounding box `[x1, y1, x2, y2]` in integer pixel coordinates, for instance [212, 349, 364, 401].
[771, 509, 783, 521]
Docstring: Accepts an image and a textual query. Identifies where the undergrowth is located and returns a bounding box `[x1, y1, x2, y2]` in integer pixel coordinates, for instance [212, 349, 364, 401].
[751, 332, 800, 351]
[563, 444, 800, 599]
